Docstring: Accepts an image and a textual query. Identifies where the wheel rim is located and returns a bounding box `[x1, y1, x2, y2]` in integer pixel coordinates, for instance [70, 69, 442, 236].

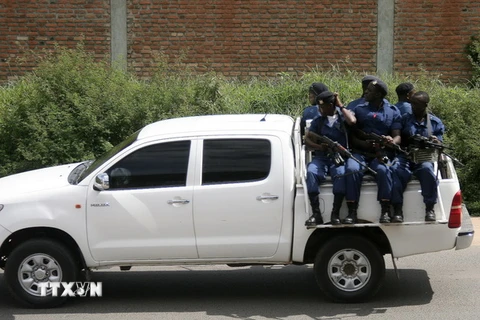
[17, 253, 63, 296]
[328, 248, 371, 292]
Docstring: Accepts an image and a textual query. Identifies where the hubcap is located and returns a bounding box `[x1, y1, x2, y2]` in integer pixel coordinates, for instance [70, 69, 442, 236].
[18, 253, 63, 296]
[328, 249, 371, 292]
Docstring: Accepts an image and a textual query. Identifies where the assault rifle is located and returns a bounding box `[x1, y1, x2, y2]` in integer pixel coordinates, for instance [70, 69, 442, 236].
[353, 130, 408, 163]
[409, 134, 448, 150]
[308, 131, 377, 175]
[362, 131, 408, 155]
[409, 134, 464, 167]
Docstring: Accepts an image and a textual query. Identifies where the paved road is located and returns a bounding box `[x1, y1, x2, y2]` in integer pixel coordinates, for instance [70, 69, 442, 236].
[0, 218, 479, 320]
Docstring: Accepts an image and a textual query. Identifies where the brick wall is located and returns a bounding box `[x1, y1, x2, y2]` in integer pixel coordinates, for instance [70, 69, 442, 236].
[0, 0, 110, 82]
[0, 0, 479, 83]
[394, 0, 480, 83]
[127, 0, 377, 78]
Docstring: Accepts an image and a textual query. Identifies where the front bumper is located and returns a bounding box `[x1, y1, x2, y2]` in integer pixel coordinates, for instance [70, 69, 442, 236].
[455, 205, 475, 250]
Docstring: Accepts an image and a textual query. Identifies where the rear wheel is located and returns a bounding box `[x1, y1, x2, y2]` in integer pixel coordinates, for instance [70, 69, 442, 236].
[314, 234, 385, 302]
[4, 238, 79, 308]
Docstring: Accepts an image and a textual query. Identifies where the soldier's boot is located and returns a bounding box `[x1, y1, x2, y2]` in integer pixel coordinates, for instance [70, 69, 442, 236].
[343, 201, 358, 225]
[391, 204, 404, 223]
[425, 203, 436, 222]
[330, 194, 343, 225]
[379, 200, 391, 223]
[305, 195, 323, 227]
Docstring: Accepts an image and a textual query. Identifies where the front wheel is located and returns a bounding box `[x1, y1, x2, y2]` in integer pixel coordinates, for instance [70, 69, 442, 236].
[314, 234, 385, 302]
[4, 238, 79, 308]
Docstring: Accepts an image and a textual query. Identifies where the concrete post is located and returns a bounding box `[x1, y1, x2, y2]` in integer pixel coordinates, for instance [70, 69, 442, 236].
[377, 0, 395, 75]
[111, 0, 127, 72]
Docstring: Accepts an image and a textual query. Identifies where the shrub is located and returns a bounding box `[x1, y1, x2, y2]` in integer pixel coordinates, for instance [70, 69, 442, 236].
[465, 34, 480, 87]
[1, 46, 480, 215]
[0, 44, 140, 174]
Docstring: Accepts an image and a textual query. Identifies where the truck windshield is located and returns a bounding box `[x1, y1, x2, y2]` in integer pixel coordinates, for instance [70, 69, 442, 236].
[71, 130, 140, 184]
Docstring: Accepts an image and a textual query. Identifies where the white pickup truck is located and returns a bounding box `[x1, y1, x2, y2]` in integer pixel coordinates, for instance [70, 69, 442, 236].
[0, 114, 474, 308]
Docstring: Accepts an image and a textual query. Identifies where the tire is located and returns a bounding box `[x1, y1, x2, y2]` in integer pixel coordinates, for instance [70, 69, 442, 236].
[314, 234, 385, 303]
[4, 238, 79, 308]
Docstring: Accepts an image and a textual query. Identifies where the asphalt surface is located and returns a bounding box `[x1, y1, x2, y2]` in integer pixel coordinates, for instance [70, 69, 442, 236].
[0, 218, 478, 320]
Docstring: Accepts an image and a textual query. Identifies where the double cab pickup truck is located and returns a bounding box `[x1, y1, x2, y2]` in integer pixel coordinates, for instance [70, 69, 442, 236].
[0, 114, 474, 307]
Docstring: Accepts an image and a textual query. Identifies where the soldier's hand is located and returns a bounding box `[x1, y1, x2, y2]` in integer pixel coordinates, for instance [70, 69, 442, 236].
[429, 136, 440, 144]
[383, 135, 394, 144]
[334, 93, 343, 107]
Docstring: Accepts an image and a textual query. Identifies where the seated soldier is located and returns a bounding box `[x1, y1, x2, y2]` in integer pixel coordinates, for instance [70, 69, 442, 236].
[304, 91, 356, 226]
[344, 80, 403, 224]
[392, 91, 445, 222]
[395, 82, 415, 115]
[300, 82, 329, 138]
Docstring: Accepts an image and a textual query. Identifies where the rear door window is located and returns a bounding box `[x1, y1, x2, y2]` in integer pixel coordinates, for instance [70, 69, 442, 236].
[202, 139, 271, 185]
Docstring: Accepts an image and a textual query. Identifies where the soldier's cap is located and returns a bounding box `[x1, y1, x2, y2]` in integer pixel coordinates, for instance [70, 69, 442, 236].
[361, 75, 379, 83]
[371, 80, 388, 96]
[395, 82, 415, 96]
[316, 91, 335, 105]
[309, 82, 329, 95]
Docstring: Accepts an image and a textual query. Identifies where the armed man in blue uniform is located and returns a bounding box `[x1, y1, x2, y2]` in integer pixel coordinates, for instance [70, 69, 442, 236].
[343, 80, 403, 224]
[300, 82, 329, 138]
[394, 82, 415, 115]
[392, 91, 445, 222]
[304, 91, 356, 226]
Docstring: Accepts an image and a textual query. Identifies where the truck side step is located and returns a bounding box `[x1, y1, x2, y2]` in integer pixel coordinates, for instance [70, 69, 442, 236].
[306, 220, 448, 229]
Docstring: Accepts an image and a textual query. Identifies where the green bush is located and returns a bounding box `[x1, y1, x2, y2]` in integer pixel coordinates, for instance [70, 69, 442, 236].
[0, 45, 139, 174]
[1, 45, 480, 215]
[466, 34, 480, 87]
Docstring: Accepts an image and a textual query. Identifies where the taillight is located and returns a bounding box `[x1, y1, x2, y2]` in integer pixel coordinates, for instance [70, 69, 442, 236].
[448, 190, 462, 228]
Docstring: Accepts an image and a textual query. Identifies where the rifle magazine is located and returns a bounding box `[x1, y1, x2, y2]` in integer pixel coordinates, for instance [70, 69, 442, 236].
[410, 148, 440, 164]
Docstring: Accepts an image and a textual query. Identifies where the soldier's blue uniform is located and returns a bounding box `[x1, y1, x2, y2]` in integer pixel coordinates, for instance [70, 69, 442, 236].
[345, 99, 402, 203]
[395, 101, 412, 115]
[346, 97, 365, 111]
[392, 113, 445, 207]
[306, 109, 348, 198]
[300, 105, 320, 137]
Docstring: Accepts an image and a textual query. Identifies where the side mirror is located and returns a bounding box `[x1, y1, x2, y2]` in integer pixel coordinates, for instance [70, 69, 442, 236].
[93, 173, 110, 191]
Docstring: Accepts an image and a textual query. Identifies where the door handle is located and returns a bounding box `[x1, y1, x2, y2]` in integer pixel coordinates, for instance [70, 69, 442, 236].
[256, 195, 279, 201]
[167, 199, 190, 205]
